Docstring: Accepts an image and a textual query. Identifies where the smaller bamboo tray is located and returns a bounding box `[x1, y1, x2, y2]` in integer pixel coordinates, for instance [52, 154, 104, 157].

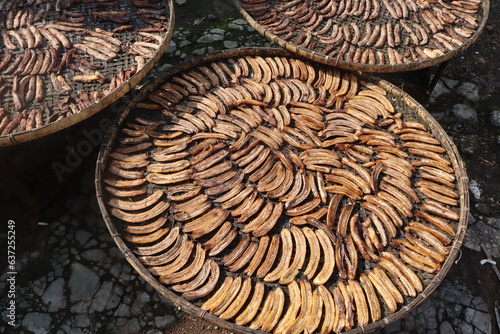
[0, 0, 175, 146]
[234, 0, 489, 73]
[95, 48, 469, 334]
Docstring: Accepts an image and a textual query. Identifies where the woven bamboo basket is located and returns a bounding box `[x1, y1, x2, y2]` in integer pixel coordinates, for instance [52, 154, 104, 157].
[95, 48, 469, 334]
[0, 0, 175, 146]
[234, 0, 489, 73]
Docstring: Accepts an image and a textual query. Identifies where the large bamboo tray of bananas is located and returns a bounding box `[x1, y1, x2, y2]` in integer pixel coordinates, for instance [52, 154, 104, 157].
[95, 48, 469, 334]
[0, 0, 174, 146]
[234, 0, 489, 73]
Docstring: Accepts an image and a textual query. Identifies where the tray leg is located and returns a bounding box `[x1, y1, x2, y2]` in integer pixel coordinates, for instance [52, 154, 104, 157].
[427, 60, 449, 95]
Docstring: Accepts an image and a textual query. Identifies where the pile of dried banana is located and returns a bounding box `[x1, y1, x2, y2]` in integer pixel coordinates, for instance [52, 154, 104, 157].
[100, 53, 465, 333]
[236, 0, 486, 68]
[0, 0, 171, 137]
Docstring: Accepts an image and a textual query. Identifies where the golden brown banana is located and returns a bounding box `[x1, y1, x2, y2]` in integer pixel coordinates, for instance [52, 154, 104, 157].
[377, 190, 413, 218]
[201, 221, 232, 251]
[326, 193, 343, 230]
[235, 144, 265, 167]
[146, 170, 193, 185]
[405, 232, 445, 263]
[338, 280, 355, 331]
[266, 168, 294, 198]
[283, 279, 312, 334]
[108, 164, 144, 180]
[349, 279, 370, 327]
[209, 228, 237, 256]
[422, 199, 459, 222]
[350, 213, 378, 262]
[257, 234, 280, 278]
[377, 257, 416, 297]
[243, 201, 274, 233]
[379, 181, 414, 212]
[418, 185, 458, 206]
[212, 276, 244, 316]
[248, 289, 276, 329]
[222, 234, 251, 267]
[123, 227, 169, 244]
[393, 237, 442, 267]
[359, 272, 382, 322]
[279, 172, 304, 203]
[172, 258, 211, 293]
[274, 281, 301, 333]
[182, 259, 220, 301]
[132, 226, 180, 257]
[219, 277, 252, 320]
[111, 201, 170, 223]
[314, 228, 336, 285]
[204, 171, 245, 197]
[166, 183, 202, 202]
[170, 193, 208, 214]
[408, 221, 451, 245]
[159, 243, 206, 285]
[366, 269, 398, 313]
[153, 151, 190, 163]
[302, 226, 320, 279]
[261, 287, 285, 332]
[304, 288, 323, 334]
[344, 235, 358, 280]
[242, 147, 271, 174]
[415, 211, 456, 237]
[332, 286, 346, 333]
[148, 240, 194, 276]
[397, 247, 439, 274]
[411, 158, 454, 173]
[200, 275, 234, 311]
[107, 189, 163, 211]
[245, 235, 270, 276]
[361, 201, 397, 238]
[264, 228, 293, 282]
[182, 208, 226, 233]
[280, 226, 307, 284]
[364, 194, 403, 227]
[338, 203, 355, 238]
[192, 161, 233, 180]
[286, 171, 313, 209]
[317, 285, 336, 334]
[286, 197, 321, 216]
[124, 216, 167, 235]
[105, 185, 146, 199]
[234, 281, 265, 326]
[257, 163, 287, 193]
[229, 241, 259, 273]
[363, 220, 383, 252]
[374, 266, 404, 304]
[256, 162, 284, 191]
[230, 190, 258, 217]
[405, 225, 450, 255]
[219, 186, 254, 210]
[238, 197, 265, 223]
[325, 184, 362, 201]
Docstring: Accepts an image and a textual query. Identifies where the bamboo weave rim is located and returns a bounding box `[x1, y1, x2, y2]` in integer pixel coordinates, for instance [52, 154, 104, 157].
[234, 0, 490, 73]
[95, 47, 469, 334]
[0, 0, 175, 146]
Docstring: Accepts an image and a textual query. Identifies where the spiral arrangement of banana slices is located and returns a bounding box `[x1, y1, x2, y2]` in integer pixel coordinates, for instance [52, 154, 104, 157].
[237, 0, 485, 66]
[102, 54, 462, 333]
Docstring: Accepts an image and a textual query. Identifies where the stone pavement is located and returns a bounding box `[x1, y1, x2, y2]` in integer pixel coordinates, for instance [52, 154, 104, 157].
[1, 0, 499, 333]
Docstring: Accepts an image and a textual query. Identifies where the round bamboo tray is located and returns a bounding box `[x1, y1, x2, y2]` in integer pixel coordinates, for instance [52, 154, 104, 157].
[0, 0, 175, 146]
[234, 0, 489, 73]
[95, 48, 469, 334]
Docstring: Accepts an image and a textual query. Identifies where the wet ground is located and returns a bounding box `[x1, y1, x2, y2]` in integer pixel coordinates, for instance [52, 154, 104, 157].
[1, 0, 500, 333]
